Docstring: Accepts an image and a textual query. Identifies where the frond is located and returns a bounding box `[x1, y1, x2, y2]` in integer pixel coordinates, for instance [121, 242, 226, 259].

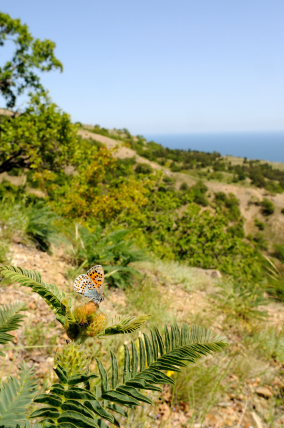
[0, 265, 67, 316]
[0, 365, 37, 428]
[102, 316, 150, 336]
[98, 324, 227, 410]
[32, 324, 227, 427]
[0, 302, 25, 347]
[31, 366, 112, 428]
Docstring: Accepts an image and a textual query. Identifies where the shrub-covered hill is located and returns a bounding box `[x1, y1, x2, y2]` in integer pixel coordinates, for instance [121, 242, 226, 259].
[1, 110, 284, 282]
[1, 111, 284, 427]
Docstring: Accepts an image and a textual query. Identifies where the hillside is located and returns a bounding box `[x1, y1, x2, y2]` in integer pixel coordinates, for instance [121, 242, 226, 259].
[1, 226, 284, 427]
[79, 127, 284, 242]
[1, 110, 284, 427]
[1, 11, 284, 428]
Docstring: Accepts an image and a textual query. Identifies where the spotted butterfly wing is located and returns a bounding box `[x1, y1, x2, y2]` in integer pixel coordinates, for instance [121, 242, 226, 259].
[87, 265, 104, 289]
[73, 266, 105, 304]
[86, 265, 104, 303]
[73, 274, 94, 295]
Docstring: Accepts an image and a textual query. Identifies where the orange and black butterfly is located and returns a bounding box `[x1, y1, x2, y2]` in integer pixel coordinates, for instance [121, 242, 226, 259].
[73, 265, 104, 304]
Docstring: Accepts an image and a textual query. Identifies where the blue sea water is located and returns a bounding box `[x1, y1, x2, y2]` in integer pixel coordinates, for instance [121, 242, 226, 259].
[145, 132, 284, 163]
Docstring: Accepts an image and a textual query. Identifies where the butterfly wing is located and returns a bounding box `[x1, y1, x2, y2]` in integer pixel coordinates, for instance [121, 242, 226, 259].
[84, 287, 104, 304]
[74, 271, 105, 304]
[73, 274, 94, 295]
[87, 265, 104, 289]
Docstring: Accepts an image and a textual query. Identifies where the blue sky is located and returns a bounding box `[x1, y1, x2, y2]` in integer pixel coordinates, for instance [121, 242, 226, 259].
[1, 0, 284, 134]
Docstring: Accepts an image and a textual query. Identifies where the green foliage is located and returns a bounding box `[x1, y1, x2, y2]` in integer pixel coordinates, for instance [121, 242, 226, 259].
[0, 98, 79, 173]
[252, 232, 268, 251]
[273, 244, 284, 262]
[103, 316, 150, 335]
[215, 282, 267, 322]
[260, 198, 275, 216]
[0, 365, 37, 427]
[179, 182, 189, 191]
[0, 240, 9, 264]
[25, 203, 58, 251]
[135, 163, 153, 174]
[70, 225, 146, 288]
[266, 273, 284, 301]
[55, 342, 90, 377]
[214, 192, 241, 220]
[172, 358, 229, 424]
[31, 325, 226, 427]
[189, 181, 209, 206]
[0, 12, 62, 108]
[0, 265, 68, 318]
[245, 326, 284, 364]
[255, 218, 265, 231]
[0, 302, 25, 347]
[170, 205, 262, 279]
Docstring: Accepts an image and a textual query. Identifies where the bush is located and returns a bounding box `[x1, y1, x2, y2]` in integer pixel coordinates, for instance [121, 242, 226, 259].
[70, 225, 146, 288]
[135, 163, 153, 174]
[190, 181, 209, 206]
[253, 233, 268, 251]
[273, 244, 284, 262]
[254, 218, 265, 231]
[180, 182, 189, 191]
[215, 192, 241, 220]
[260, 198, 275, 216]
[26, 203, 58, 252]
[215, 282, 267, 322]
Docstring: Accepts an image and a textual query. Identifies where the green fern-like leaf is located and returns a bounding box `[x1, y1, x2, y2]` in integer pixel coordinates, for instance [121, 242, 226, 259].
[0, 365, 37, 428]
[0, 303, 25, 347]
[0, 266, 67, 317]
[31, 365, 111, 428]
[32, 324, 227, 427]
[98, 325, 227, 410]
[102, 316, 150, 335]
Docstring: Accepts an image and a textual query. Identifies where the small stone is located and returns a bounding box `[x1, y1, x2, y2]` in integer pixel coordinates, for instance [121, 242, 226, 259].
[255, 386, 273, 399]
[29, 302, 36, 310]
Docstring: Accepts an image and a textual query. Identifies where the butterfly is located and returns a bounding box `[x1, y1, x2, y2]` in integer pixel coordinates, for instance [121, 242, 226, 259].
[73, 265, 104, 304]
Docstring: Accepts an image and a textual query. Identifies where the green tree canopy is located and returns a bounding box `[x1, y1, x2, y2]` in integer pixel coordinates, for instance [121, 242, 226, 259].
[0, 97, 78, 173]
[0, 12, 62, 108]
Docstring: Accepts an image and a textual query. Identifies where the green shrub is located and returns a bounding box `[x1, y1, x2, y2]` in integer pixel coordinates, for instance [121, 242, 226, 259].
[70, 225, 146, 288]
[254, 218, 265, 231]
[215, 192, 241, 220]
[190, 181, 209, 206]
[260, 198, 275, 216]
[253, 233, 268, 250]
[215, 282, 267, 322]
[179, 182, 189, 191]
[26, 203, 58, 252]
[272, 244, 284, 262]
[135, 163, 153, 174]
[0, 240, 9, 264]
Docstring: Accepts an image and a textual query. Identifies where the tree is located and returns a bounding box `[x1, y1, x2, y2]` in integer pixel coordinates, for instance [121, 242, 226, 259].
[0, 96, 78, 173]
[0, 12, 62, 108]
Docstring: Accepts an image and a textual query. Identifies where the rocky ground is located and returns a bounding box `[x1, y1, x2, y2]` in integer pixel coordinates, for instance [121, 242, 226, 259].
[1, 242, 283, 427]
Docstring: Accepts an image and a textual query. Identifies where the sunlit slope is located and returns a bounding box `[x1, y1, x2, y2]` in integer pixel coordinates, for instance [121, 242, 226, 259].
[79, 128, 284, 244]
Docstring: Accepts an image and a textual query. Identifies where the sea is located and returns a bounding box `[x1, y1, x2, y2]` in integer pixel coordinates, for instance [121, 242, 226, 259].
[145, 132, 284, 163]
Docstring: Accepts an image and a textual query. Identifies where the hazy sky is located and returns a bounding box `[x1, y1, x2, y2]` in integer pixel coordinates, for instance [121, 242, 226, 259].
[1, 1, 284, 134]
